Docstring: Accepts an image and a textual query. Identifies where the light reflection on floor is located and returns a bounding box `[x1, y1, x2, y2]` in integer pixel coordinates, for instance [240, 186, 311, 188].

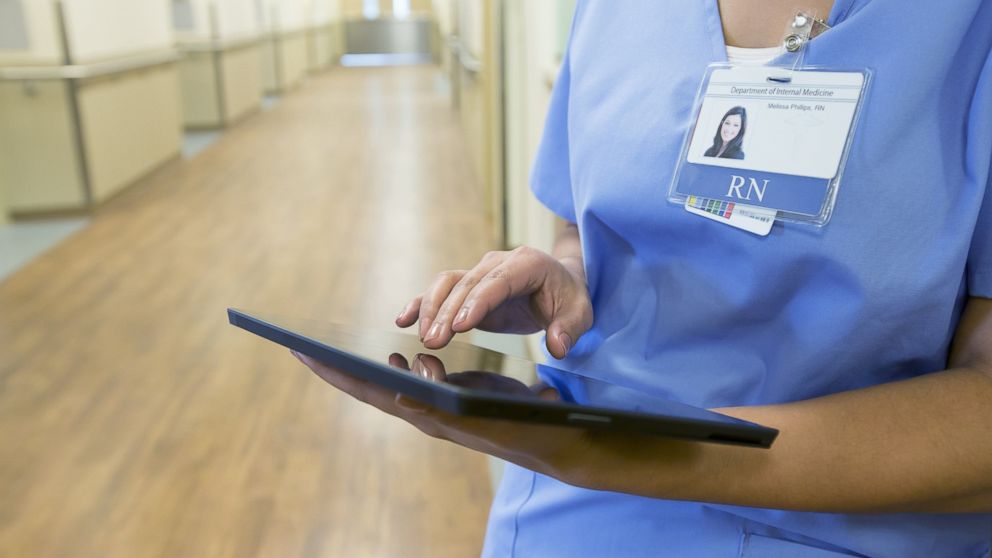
[0, 218, 89, 282]
[182, 130, 223, 159]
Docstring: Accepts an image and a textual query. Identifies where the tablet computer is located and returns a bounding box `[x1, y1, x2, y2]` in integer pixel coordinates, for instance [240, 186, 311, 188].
[228, 308, 778, 448]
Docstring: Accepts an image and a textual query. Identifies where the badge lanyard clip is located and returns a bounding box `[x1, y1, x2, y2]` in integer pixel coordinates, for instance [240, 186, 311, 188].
[780, 11, 831, 71]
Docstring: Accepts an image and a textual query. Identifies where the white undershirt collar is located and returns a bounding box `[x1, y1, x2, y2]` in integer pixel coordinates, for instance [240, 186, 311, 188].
[725, 45, 785, 66]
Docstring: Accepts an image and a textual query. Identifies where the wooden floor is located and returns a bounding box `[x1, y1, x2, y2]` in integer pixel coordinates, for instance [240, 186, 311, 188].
[0, 66, 496, 558]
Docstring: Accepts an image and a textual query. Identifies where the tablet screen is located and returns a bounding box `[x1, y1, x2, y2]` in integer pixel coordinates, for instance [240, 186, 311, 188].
[233, 310, 759, 429]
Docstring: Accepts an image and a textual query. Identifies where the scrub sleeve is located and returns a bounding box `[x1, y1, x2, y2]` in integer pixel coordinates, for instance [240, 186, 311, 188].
[530, 44, 577, 225]
[968, 52, 992, 298]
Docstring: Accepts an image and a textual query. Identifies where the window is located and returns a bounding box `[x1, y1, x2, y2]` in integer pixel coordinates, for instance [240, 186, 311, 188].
[362, 0, 380, 19]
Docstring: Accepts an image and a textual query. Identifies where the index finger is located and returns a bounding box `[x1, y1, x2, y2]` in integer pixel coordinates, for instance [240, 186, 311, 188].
[452, 253, 546, 333]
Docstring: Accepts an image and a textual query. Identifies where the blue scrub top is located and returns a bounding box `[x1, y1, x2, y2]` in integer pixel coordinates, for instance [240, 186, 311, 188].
[483, 1, 992, 557]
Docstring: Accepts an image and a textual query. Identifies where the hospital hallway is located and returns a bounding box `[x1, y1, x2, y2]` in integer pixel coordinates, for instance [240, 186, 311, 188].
[0, 66, 497, 558]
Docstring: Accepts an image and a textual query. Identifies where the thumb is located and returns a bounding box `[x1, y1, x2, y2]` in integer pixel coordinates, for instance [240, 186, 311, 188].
[545, 312, 590, 359]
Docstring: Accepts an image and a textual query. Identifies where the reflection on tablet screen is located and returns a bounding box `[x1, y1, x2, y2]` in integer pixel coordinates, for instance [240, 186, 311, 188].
[252, 313, 750, 427]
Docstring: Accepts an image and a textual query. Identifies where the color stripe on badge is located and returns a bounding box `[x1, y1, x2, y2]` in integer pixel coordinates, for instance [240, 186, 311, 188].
[687, 196, 734, 221]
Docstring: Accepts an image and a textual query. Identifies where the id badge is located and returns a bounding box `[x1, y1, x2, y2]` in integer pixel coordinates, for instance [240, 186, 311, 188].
[669, 65, 870, 228]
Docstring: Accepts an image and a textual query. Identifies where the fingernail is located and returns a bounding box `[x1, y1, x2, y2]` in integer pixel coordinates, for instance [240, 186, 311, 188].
[420, 318, 432, 342]
[454, 307, 470, 325]
[426, 322, 442, 342]
[558, 332, 573, 354]
[395, 393, 429, 413]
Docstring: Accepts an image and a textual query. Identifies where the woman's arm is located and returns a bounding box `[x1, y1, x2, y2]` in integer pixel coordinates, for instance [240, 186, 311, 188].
[313, 221, 992, 513]
[550, 223, 585, 281]
[300, 294, 992, 514]
[568, 297, 992, 513]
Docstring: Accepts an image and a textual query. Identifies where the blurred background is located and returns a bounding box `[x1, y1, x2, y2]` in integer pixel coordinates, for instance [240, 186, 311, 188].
[0, 0, 575, 556]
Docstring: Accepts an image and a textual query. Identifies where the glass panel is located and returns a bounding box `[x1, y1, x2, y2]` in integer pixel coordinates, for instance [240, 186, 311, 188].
[393, 0, 411, 19]
[363, 0, 380, 19]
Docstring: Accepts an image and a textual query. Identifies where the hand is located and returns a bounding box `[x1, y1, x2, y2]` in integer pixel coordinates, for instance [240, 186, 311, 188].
[292, 350, 585, 480]
[395, 247, 593, 359]
[386, 352, 562, 400]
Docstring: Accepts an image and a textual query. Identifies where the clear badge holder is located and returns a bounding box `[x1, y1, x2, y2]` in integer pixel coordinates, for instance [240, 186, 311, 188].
[668, 12, 872, 229]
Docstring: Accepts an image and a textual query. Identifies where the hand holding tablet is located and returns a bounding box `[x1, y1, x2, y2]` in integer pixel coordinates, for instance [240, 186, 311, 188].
[289, 349, 597, 480]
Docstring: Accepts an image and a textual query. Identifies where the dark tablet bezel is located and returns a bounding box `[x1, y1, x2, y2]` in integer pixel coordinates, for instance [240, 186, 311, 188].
[228, 308, 778, 448]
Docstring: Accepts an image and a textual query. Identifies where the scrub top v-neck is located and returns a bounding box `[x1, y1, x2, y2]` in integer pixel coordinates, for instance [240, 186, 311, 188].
[483, 1, 992, 557]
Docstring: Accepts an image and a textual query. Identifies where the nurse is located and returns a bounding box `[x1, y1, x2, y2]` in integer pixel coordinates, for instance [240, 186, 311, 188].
[296, 0, 992, 556]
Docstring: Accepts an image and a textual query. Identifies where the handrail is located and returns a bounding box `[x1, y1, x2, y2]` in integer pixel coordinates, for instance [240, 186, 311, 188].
[258, 27, 311, 40]
[176, 36, 262, 54]
[342, 14, 434, 23]
[460, 50, 482, 75]
[449, 37, 481, 75]
[0, 49, 179, 81]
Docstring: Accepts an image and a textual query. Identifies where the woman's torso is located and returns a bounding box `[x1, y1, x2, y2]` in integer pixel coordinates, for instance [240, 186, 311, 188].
[485, 0, 992, 556]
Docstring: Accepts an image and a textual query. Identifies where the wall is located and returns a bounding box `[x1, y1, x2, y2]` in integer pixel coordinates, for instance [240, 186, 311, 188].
[216, 0, 262, 38]
[63, 0, 175, 62]
[261, 34, 278, 91]
[306, 0, 340, 70]
[172, 0, 211, 39]
[173, 0, 265, 127]
[79, 64, 183, 202]
[309, 0, 334, 25]
[307, 26, 336, 70]
[281, 32, 309, 84]
[431, 0, 454, 93]
[431, 0, 452, 30]
[0, 181, 6, 224]
[178, 51, 221, 127]
[1, 66, 183, 212]
[0, 80, 84, 211]
[259, 0, 309, 32]
[222, 45, 263, 121]
[453, 0, 503, 243]
[458, 0, 482, 59]
[342, 0, 431, 18]
[178, 45, 264, 129]
[0, 0, 175, 63]
[1, 0, 178, 65]
[342, 0, 384, 18]
[0, 0, 62, 65]
[173, 0, 263, 40]
[0, 1, 183, 213]
[556, 0, 576, 57]
[258, 0, 311, 92]
[504, 0, 555, 252]
[260, 34, 308, 93]
[502, 0, 575, 253]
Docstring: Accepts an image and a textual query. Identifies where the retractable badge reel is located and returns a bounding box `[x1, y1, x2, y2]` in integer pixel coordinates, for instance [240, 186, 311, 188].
[669, 12, 871, 235]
